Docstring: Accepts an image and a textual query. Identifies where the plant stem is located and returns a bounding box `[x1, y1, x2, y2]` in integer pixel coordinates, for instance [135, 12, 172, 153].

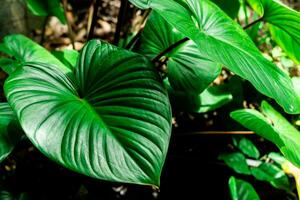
[113, 0, 129, 45]
[125, 10, 151, 50]
[152, 37, 189, 63]
[62, 0, 75, 49]
[176, 131, 255, 136]
[87, 0, 101, 40]
[40, 16, 49, 45]
[243, 17, 263, 30]
[125, 29, 143, 49]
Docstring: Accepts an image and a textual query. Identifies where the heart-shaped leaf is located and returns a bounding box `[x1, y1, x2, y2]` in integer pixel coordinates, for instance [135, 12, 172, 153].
[0, 35, 69, 74]
[0, 103, 22, 162]
[148, 0, 300, 114]
[231, 101, 300, 168]
[139, 11, 221, 94]
[5, 40, 172, 186]
[26, 0, 66, 24]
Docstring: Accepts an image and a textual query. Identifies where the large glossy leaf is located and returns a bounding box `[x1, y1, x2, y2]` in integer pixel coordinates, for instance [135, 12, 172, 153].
[219, 152, 251, 175]
[4, 40, 172, 186]
[231, 101, 300, 168]
[147, 0, 300, 114]
[26, 0, 66, 24]
[0, 103, 22, 162]
[139, 11, 221, 94]
[229, 176, 260, 200]
[251, 163, 290, 191]
[0, 35, 69, 74]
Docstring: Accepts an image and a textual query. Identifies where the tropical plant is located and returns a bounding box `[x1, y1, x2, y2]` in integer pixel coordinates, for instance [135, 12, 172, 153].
[0, 0, 300, 198]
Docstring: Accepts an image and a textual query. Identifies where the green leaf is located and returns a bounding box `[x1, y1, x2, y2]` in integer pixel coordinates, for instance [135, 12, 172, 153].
[196, 84, 233, 113]
[0, 58, 19, 75]
[269, 25, 300, 65]
[246, 0, 264, 16]
[219, 152, 251, 175]
[0, 103, 22, 162]
[0, 190, 15, 200]
[292, 77, 300, 99]
[0, 35, 69, 74]
[52, 50, 79, 70]
[26, 0, 66, 24]
[229, 176, 260, 200]
[129, 0, 151, 9]
[231, 101, 300, 168]
[4, 40, 172, 186]
[249, 0, 300, 64]
[268, 152, 286, 165]
[148, 0, 300, 114]
[0, 191, 28, 200]
[139, 11, 221, 94]
[237, 137, 260, 159]
[166, 80, 232, 113]
[211, 0, 241, 19]
[251, 163, 290, 191]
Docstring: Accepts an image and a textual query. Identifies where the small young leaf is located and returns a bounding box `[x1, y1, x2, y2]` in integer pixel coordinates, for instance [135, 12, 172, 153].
[4, 40, 172, 186]
[238, 137, 260, 159]
[231, 101, 300, 168]
[26, 0, 66, 24]
[219, 152, 251, 175]
[229, 176, 260, 200]
[251, 163, 290, 191]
